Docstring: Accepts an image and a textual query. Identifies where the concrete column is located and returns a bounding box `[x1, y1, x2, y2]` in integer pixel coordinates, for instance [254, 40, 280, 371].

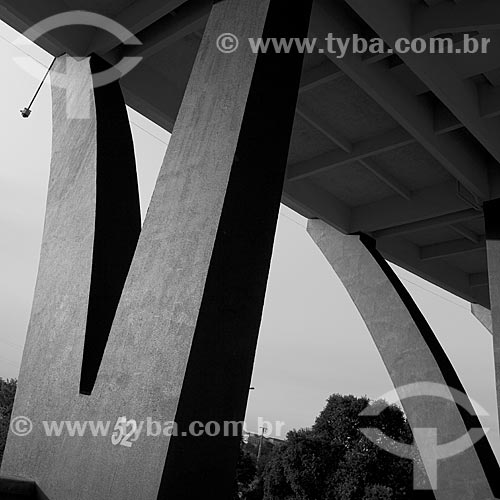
[1, 1, 312, 498]
[308, 219, 499, 500]
[484, 199, 500, 448]
[1, 53, 141, 494]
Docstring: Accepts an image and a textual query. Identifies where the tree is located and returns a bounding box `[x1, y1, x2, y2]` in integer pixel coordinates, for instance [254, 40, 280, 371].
[261, 394, 414, 500]
[363, 485, 393, 500]
[236, 439, 258, 498]
[237, 435, 282, 499]
[0, 378, 17, 466]
[264, 429, 342, 500]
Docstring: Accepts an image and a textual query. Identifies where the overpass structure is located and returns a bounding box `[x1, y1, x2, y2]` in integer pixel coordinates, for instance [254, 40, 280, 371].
[1, 0, 500, 499]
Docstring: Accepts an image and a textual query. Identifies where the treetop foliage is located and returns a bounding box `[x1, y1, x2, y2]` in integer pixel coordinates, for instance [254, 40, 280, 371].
[238, 393, 415, 500]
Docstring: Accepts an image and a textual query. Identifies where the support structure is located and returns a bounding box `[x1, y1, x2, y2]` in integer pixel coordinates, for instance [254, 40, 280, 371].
[1, 0, 312, 498]
[471, 303, 493, 334]
[484, 199, 500, 441]
[307, 219, 499, 500]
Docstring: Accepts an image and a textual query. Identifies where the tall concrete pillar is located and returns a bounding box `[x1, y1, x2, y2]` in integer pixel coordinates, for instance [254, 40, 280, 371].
[307, 219, 499, 500]
[1, 0, 312, 498]
[484, 199, 500, 446]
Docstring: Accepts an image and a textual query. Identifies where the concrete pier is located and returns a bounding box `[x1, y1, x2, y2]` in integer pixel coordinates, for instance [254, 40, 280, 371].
[1, 0, 312, 498]
[307, 219, 499, 500]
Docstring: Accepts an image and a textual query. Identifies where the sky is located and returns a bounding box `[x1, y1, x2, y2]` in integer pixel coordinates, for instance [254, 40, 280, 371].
[0, 19, 499, 458]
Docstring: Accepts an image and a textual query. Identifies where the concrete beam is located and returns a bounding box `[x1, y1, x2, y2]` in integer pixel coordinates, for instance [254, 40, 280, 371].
[377, 233, 477, 306]
[287, 127, 414, 181]
[117, 0, 211, 60]
[413, 0, 500, 37]
[308, 0, 490, 199]
[450, 223, 481, 243]
[296, 103, 352, 152]
[0, 0, 94, 55]
[347, 0, 500, 170]
[485, 68, 500, 86]
[283, 180, 351, 234]
[351, 181, 474, 234]
[419, 238, 486, 262]
[297, 33, 500, 98]
[287, 97, 472, 183]
[479, 82, 500, 119]
[359, 158, 412, 200]
[289, 39, 500, 181]
[299, 62, 343, 93]
[470, 272, 489, 288]
[372, 208, 482, 239]
[441, 32, 500, 81]
[90, 0, 189, 54]
[433, 101, 464, 135]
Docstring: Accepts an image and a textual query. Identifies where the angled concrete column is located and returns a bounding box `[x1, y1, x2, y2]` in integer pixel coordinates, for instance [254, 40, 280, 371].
[484, 199, 500, 443]
[308, 220, 499, 500]
[1, 1, 312, 499]
[1, 53, 142, 495]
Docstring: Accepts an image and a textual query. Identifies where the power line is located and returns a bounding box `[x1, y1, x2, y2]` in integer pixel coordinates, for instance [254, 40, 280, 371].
[0, 31, 170, 144]
[275, 214, 469, 311]
[276, 212, 468, 310]
[279, 211, 306, 229]
[22, 57, 56, 117]
[400, 277, 469, 311]
[0, 337, 24, 350]
[0, 355, 20, 369]
[0, 28, 173, 145]
[0, 31, 50, 69]
[129, 120, 170, 145]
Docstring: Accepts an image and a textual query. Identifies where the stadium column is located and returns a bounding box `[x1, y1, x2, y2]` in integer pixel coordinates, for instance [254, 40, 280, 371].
[307, 219, 499, 500]
[1, 1, 312, 499]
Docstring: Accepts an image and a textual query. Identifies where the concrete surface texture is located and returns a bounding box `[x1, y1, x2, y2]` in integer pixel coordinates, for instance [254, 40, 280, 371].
[1, 0, 499, 314]
[0, 53, 142, 498]
[307, 219, 499, 500]
[471, 303, 493, 334]
[1, 0, 312, 498]
[484, 198, 500, 462]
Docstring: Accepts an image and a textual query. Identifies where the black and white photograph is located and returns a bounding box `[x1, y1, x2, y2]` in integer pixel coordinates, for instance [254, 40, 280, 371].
[1, 1, 500, 498]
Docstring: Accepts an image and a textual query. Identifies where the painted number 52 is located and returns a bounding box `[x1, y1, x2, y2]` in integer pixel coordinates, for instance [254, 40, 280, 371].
[111, 416, 138, 448]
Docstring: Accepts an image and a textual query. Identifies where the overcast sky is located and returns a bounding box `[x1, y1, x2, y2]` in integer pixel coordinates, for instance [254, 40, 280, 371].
[0, 19, 499, 457]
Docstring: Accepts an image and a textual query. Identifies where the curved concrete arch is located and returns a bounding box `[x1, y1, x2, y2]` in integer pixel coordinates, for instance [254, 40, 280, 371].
[307, 218, 499, 500]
